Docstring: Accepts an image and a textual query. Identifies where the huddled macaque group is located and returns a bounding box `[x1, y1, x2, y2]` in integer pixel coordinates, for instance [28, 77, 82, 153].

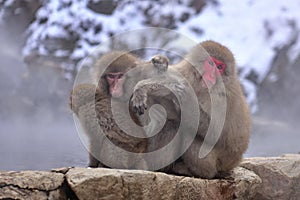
[70, 40, 251, 179]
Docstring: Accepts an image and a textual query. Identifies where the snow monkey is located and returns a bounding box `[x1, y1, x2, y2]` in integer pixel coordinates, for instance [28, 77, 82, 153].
[131, 40, 251, 178]
[70, 52, 185, 170]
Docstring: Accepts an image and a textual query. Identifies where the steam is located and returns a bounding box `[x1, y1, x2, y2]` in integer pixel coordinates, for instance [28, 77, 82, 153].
[0, 28, 87, 171]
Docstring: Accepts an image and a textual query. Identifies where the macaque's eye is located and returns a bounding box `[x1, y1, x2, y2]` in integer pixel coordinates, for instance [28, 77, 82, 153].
[117, 74, 124, 79]
[208, 60, 214, 66]
[217, 64, 224, 70]
[211, 57, 226, 74]
[106, 73, 124, 79]
[107, 74, 115, 79]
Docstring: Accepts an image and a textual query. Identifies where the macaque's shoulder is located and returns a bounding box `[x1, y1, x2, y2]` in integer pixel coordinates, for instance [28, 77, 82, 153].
[70, 84, 101, 113]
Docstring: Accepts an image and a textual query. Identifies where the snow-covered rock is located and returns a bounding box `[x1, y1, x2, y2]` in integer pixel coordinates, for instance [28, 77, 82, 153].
[1, 0, 300, 111]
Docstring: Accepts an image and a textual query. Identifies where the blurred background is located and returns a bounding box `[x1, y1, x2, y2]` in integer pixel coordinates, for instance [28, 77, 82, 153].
[0, 0, 299, 171]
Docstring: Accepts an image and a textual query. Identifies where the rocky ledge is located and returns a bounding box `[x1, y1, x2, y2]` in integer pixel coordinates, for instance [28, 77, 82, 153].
[0, 154, 299, 200]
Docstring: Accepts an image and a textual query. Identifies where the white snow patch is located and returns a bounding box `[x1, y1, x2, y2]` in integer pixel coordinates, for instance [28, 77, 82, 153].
[1, 0, 299, 112]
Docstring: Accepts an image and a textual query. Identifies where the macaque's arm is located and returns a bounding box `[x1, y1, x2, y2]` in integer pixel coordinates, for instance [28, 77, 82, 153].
[131, 76, 185, 115]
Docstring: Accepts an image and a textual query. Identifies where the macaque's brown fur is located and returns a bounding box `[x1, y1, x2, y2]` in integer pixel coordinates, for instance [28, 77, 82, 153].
[133, 55, 186, 171]
[132, 41, 251, 178]
[70, 51, 148, 169]
[70, 52, 184, 170]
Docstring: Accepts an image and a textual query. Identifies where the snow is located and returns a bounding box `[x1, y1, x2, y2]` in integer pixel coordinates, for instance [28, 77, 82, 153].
[46, 26, 69, 38]
[2, 0, 300, 111]
[54, 50, 70, 57]
[0, 0, 15, 22]
[177, 0, 300, 110]
[241, 78, 258, 113]
[179, 0, 300, 82]
[288, 38, 300, 61]
[0, 0, 14, 7]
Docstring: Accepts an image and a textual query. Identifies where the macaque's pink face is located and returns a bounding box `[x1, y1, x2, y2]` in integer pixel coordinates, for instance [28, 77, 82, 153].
[201, 57, 226, 88]
[106, 72, 126, 98]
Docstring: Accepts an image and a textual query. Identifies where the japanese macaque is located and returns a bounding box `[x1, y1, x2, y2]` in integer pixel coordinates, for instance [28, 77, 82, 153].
[70, 52, 185, 170]
[70, 51, 148, 169]
[131, 40, 251, 178]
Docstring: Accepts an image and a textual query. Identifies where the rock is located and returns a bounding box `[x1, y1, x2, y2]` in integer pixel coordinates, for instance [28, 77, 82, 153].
[241, 154, 300, 200]
[66, 167, 261, 200]
[0, 170, 66, 200]
[51, 167, 74, 174]
[230, 167, 262, 199]
[3, 154, 300, 200]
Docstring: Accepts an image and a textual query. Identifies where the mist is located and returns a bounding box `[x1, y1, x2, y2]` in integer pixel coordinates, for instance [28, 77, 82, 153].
[0, 29, 87, 171]
[0, 117, 87, 171]
[246, 116, 300, 157]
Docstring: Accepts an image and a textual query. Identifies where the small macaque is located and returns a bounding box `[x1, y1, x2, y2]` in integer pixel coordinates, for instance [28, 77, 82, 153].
[70, 51, 149, 169]
[151, 55, 169, 73]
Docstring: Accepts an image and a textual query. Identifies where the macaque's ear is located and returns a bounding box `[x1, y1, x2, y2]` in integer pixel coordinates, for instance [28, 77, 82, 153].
[201, 57, 226, 88]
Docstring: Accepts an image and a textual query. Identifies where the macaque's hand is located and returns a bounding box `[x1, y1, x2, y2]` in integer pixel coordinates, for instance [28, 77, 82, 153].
[131, 87, 148, 115]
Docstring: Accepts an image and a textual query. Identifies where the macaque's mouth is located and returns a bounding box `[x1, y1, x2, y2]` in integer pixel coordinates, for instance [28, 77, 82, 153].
[110, 85, 123, 98]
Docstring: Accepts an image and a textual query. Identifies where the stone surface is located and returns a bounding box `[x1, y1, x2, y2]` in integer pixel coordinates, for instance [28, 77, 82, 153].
[0, 170, 66, 200]
[2, 154, 300, 200]
[66, 167, 261, 200]
[241, 154, 300, 200]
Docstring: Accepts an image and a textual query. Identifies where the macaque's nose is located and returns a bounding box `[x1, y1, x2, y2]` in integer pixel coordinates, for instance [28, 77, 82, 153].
[113, 77, 118, 83]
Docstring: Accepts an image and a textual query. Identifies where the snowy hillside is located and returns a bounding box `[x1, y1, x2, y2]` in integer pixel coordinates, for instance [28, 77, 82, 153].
[181, 1, 300, 80]
[179, 0, 300, 111]
[1, 0, 300, 112]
